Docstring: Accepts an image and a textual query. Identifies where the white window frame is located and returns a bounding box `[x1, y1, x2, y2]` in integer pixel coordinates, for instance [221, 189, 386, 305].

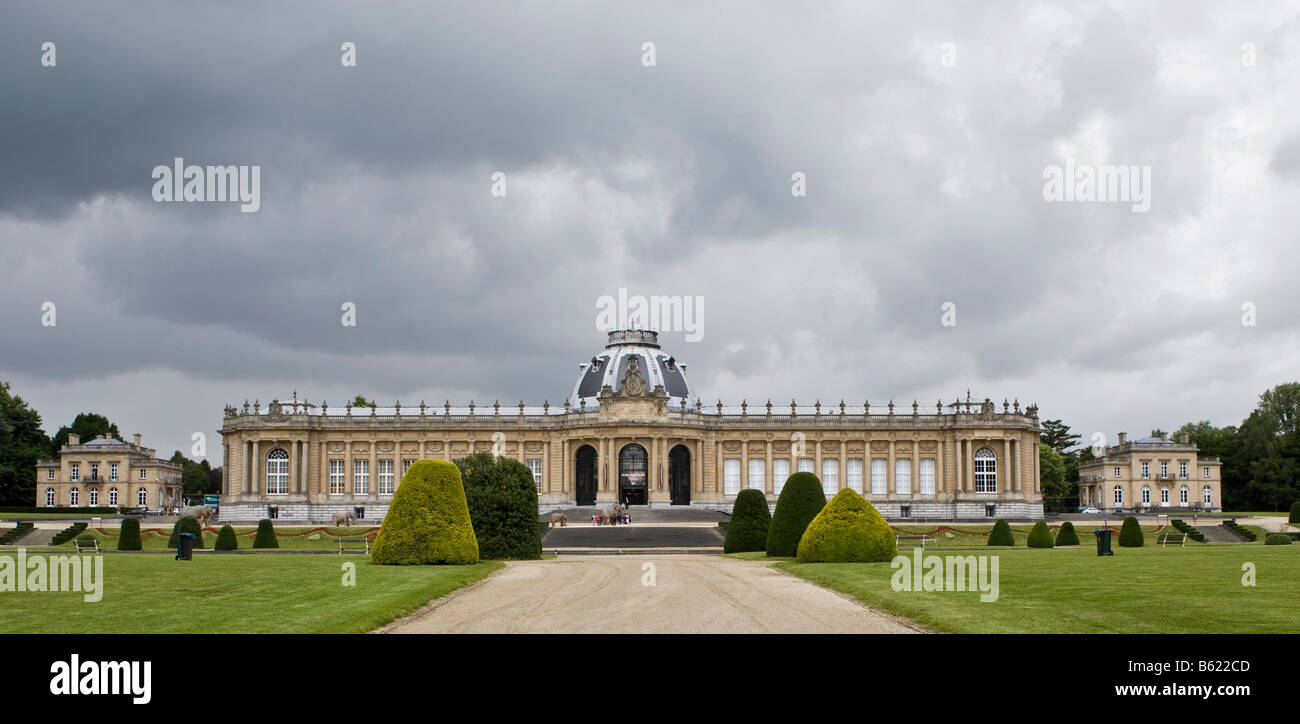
[47, 469, 54, 480]
[847, 458, 863, 494]
[353, 459, 370, 495]
[329, 460, 345, 495]
[90, 464, 98, 480]
[797, 458, 814, 474]
[1114, 466, 1121, 477]
[1113, 485, 1123, 505]
[723, 458, 741, 495]
[137, 487, 148, 507]
[378, 459, 395, 495]
[139, 469, 147, 480]
[748, 458, 765, 490]
[821, 459, 838, 494]
[1160, 461, 1168, 478]
[109, 487, 118, 507]
[871, 458, 887, 495]
[88, 488, 98, 506]
[70, 463, 79, 482]
[920, 458, 935, 496]
[1180, 486, 1189, 506]
[1142, 486, 1151, 505]
[110, 463, 118, 481]
[1179, 461, 1188, 479]
[45, 488, 55, 506]
[527, 459, 543, 490]
[772, 459, 790, 494]
[265, 448, 289, 495]
[1203, 485, 1212, 505]
[1203, 466, 1211, 479]
[403, 459, 414, 477]
[69, 488, 79, 507]
[973, 447, 996, 493]
[1141, 461, 1149, 479]
[895, 458, 911, 496]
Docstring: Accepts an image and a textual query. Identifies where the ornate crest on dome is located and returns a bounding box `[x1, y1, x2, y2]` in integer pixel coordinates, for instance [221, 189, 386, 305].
[618, 357, 648, 397]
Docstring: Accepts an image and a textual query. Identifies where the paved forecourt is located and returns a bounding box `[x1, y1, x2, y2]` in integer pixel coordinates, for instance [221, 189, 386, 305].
[383, 555, 921, 634]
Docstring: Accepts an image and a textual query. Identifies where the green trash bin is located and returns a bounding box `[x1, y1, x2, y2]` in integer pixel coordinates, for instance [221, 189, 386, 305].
[1093, 529, 1114, 556]
[175, 532, 196, 561]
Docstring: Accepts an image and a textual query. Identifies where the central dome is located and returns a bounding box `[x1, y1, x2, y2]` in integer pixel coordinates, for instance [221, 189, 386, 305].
[570, 330, 697, 410]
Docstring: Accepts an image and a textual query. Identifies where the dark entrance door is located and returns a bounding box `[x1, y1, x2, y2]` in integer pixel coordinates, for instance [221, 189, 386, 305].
[619, 443, 648, 505]
[575, 445, 597, 506]
[669, 444, 691, 505]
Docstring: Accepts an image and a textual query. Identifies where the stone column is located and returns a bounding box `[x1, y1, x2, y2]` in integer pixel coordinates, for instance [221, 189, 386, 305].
[766, 440, 774, 494]
[910, 441, 918, 500]
[741, 438, 749, 493]
[252, 439, 260, 497]
[887, 438, 895, 497]
[839, 437, 847, 493]
[1003, 438, 1011, 496]
[936, 437, 945, 496]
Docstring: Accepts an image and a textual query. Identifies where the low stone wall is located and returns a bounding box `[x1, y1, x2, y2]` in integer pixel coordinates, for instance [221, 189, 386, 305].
[216, 502, 389, 524]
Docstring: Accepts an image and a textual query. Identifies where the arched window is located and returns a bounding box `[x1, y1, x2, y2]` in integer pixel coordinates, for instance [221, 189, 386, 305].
[89, 488, 98, 506]
[45, 488, 55, 507]
[69, 487, 79, 507]
[1142, 486, 1150, 505]
[138, 487, 148, 507]
[266, 448, 289, 495]
[109, 487, 118, 507]
[1202, 486, 1212, 505]
[1113, 485, 1123, 505]
[974, 447, 997, 493]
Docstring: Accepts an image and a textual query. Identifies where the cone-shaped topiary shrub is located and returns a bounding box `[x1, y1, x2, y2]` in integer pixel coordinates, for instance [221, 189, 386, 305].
[167, 516, 204, 548]
[214, 524, 238, 551]
[252, 519, 279, 548]
[796, 489, 897, 563]
[373, 459, 478, 565]
[1027, 520, 1054, 548]
[724, 489, 772, 553]
[117, 517, 142, 551]
[1265, 533, 1292, 545]
[1055, 520, 1080, 546]
[987, 519, 1014, 546]
[456, 452, 541, 560]
[765, 472, 827, 557]
[1290, 501, 1299, 525]
[1118, 516, 1144, 547]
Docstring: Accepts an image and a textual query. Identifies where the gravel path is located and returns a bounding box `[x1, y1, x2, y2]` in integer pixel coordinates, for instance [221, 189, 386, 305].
[384, 555, 920, 634]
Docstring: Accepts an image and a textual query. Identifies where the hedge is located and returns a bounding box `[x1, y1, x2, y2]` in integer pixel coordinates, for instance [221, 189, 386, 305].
[117, 518, 141, 550]
[167, 517, 205, 549]
[1290, 501, 1299, 525]
[1055, 521, 1080, 546]
[796, 489, 897, 563]
[373, 459, 478, 565]
[765, 472, 826, 557]
[215, 525, 239, 551]
[1264, 533, 1292, 545]
[51, 522, 88, 546]
[1118, 516, 1144, 547]
[456, 452, 542, 560]
[253, 519, 279, 548]
[1222, 519, 1258, 542]
[1027, 521, 1054, 548]
[0, 506, 119, 514]
[0, 522, 34, 544]
[724, 489, 772, 553]
[987, 519, 1014, 546]
[1170, 519, 1205, 542]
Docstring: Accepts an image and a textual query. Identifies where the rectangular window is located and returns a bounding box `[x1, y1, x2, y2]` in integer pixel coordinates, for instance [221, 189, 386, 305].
[1203, 467, 1211, 478]
[1141, 461, 1149, 479]
[403, 459, 414, 477]
[90, 464, 98, 480]
[140, 469, 147, 480]
[47, 469, 54, 480]
[1114, 466, 1121, 477]
[89, 489, 98, 506]
[920, 458, 936, 495]
[821, 459, 838, 494]
[748, 458, 765, 490]
[895, 458, 911, 495]
[723, 459, 741, 495]
[1160, 461, 1168, 478]
[329, 460, 345, 495]
[871, 459, 887, 495]
[70, 463, 79, 482]
[772, 459, 790, 494]
[797, 458, 814, 474]
[110, 463, 118, 481]
[353, 459, 369, 495]
[527, 459, 543, 490]
[846, 458, 863, 494]
[378, 459, 394, 495]
[1179, 461, 1188, 479]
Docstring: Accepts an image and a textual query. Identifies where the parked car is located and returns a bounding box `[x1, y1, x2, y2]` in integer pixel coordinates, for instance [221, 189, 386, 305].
[1079, 507, 1102, 514]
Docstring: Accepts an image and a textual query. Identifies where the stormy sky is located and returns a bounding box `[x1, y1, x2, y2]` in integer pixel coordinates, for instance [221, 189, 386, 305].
[2, 1, 1299, 464]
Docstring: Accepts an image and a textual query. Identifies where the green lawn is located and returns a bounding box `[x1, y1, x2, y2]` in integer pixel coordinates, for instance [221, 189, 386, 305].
[31, 525, 383, 551]
[0, 555, 502, 634]
[888, 523, 1181, 549]
[771, 545, 1300, 633]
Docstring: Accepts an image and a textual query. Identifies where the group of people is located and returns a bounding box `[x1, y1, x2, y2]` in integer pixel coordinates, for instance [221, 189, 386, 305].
[591, 502, 632, 526]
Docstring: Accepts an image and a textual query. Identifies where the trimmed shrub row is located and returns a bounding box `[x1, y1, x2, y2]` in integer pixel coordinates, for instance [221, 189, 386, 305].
[724, 489, 771, 553]
[456, 452, 542, 560]
[765, 472, 826, 557]
[1222, 519, 1258, 542]
[1118, 517, 1144, 547]
[51, 522, 88, 546]
[215, 525, 239, 551]
[253, 519, 278, 548]
[987, 519, 1015, 546]
[1026, 521, 1054, 548]
[797, 489, 896, 563]
[117, 518, 142, 550]
[1170, 519, 1205, 542]
[1264, 533, 1292, 545]
[373, 459, 478, 565]
[1290, 501, 1299, 525]
[0, 522, 34, 544]
[1055, 521, 1080, 546]
[0, 506, 120, 514]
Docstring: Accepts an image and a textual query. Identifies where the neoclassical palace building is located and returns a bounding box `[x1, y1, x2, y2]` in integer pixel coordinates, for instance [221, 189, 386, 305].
[1077, 432, 1222, 512]
[36, 433, 183, 510]
[218, 330, 1045, 522]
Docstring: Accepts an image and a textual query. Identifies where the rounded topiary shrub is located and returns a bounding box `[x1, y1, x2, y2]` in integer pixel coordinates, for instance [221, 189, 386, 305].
[214, 524, 239, 551]
[1055, 521, 1080, 546]
[796, 489, 897, 563]
[373, 459, 478, 565]
[117, 518, 142, 551]
[724, 489, 772, 553]
[1290, 501, 1299, 525]
[987, 519, 1014, 546]
[456, 452, 542, 560]
[1118, 516, 1144, 547]
[1265, 533, 1292, 545]
[167, 516, 204, 549]
[765, 472, 827, 557]
[1027, 520, 1054, 548]
[252, 519, 278, 549]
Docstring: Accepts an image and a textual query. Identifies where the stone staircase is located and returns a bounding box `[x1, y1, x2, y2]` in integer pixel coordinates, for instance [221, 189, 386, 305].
[1195, 524, 1247, 543]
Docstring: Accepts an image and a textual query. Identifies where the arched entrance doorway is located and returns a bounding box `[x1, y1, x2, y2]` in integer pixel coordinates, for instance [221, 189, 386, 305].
[619, 443, 648, 505]
[575, 445, 597, 506]
[669, 444, 691, 505]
